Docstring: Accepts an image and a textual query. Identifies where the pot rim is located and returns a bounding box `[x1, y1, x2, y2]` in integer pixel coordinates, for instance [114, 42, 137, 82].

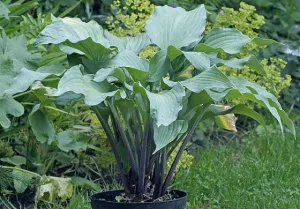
[90, 189, 187, 205]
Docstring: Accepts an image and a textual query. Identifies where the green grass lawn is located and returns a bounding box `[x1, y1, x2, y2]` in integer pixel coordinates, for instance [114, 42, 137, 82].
[175, 128, 300, 209]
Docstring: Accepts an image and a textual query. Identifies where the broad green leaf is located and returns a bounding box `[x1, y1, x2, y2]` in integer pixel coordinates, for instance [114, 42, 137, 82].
[36, 176, 73, 202]
[204, 28, 251, 54]
[0, 1, 9, 19]
[29, 104, 55, 144]
[202, 28, 279, 54]
[214, 105, 237, 132]
[148, 49, 170, 82]
[38, 17, 109, 47]
[183, 51, 210, 71]
[54, 65, 119, 106]
[212, 56, 266, 76]
[0, 156, 26, 166]
[200, 104, 266, 130]
[167, 45, 182, 61]
[38, 18, 113, 63]
[179, 66, 235, 92]
[94, 68, 132, 90]
[0, 97, 24, 128]
[153, 120, 188, 153]
[145, 5, 206, 49]
[56, 130, 90, 152]
[5, 65, 65, 96]
[104, 32, 151, 54]
[133, 83, 185, 126]
[105, 50, 149, 81]
[13, 170, 38, 193]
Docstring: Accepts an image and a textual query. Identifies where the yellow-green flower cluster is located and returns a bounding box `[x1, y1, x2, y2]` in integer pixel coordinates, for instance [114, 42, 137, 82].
[213, 2, 291, 102]
[167, 143, 194, 176]
[214, 2, 265, 55]
[106, 0, 154, 37]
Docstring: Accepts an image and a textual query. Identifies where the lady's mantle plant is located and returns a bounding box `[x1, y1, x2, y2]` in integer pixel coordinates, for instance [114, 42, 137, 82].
[8, 5, 294, 201]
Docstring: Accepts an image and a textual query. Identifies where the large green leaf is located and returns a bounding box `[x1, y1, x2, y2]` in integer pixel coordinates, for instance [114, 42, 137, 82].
[29, 104, 56, 144]
[38, 17, 109, 47]
[105, 50, 149, 81]
[0, 1, 9, 19]
[145, 5, 206, 49]
[38, 17, 113, 62]
[153, 120, 188, 153]
[133, 83, 185, 126]
[183, 51, 210, 71]
[202, 28, 279, 54]
[5, 65, 65, 96]
[0, 97, 24, 128]
[104, 32, 151, 54]
[212, 56, 266, 76]
[54, 65, 119, 106]
[179, 66, 235, 92]
[148, 49, 170, 82]
[56, 130, 90, 152]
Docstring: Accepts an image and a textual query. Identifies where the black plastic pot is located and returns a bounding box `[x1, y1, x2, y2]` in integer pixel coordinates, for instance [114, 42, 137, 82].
[91, 190, 187, 209]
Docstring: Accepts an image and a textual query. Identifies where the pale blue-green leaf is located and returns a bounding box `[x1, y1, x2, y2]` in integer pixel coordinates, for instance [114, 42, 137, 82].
[133, 83, 185, 126]
[180, 66, 235, 92]
[104, 32, 151, 54]
[29, 104, 56, 144]
[56, 130, 90, 152]
[0, 1, 9, 19]
[54, 65, 118, 106]
[153, 120, 188, 153]
[204, 28, 251, 54]
[145, 5, 206, 49]
[0, 156, 26, 166]
[5, 65, 66, 96]
[0, 97, 24, 128]
[212, 56, 266, 76]
[148, 49, 170, 82]
[37, 17, 109, 47]
[183, 51, 210, 71]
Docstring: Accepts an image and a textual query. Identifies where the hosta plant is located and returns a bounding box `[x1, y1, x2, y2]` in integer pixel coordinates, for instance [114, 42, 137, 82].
[15, 5, 295, 202]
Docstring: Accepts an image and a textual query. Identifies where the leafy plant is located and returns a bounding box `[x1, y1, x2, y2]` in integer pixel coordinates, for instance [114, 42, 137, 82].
[3, 4, 295, 202]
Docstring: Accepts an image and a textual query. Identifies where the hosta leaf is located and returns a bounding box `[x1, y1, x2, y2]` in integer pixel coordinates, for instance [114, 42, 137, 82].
[145, 5, 206, 49]
[214, 105, 237, 132]
[104, 32, 151, 54]
[0, 156, 26, 166]
[153, 120, 188, 153]
[0, 1, 9, 19]
[183, 51, 210, 71]
[201, 104, 266, 129]
[105, 50, 149, 81]
[201, 28, 279, 55]
[212, 56, 266, 76]
[56, 130, 90, 152]
[38, 17, 109, 47]
[5, 65, 65, 96]
[54, 65, 119, 106]
[179, 66, 235, 92]
[133, 83, 185, 126]
[29, 104, 55, 144]
[148, 49, 170, 82]
[0, 97, 24, 128]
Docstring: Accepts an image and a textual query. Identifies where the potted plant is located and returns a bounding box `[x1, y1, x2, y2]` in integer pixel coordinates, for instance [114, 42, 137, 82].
[36, 4, 295, 209]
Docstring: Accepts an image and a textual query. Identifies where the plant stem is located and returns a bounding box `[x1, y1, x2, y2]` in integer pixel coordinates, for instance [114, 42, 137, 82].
[137, 119, 150, 198]
[12, 90, 32, 99]
[161, 104, 210, 195]
[107, 101, 139, 176]
[92, 106, 130, 194]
